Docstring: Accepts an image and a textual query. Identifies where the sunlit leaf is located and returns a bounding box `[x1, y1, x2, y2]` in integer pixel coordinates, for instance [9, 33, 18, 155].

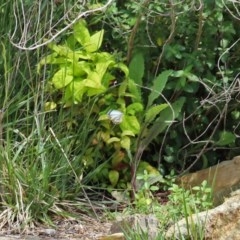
[37, 53, 60, 73]
[52, 68, 73, 89]
[126, 102, 143, 115]
[73, 20, 90, 46]
[73, 61, 91, 77]
[47, 42, 78, 61]
[114, 62, 129, 77]
[98, 114, 109, 121]
[127, 79, 142, 102]
[107, 137, 121, 144]
[120, 115, 140, 134]
[157, 37, 163, 46]
[121, 130, 135, 137]
[44, 102, 57, 111]
[64, 78, 86, 103]
[120, 136, 131, 150]
[85, 30, 104, 52]
[137, 161, 160, 175]
[109, 170, 119, 187]
[84, 71, 106, 96]
[96, 59, 115, 79]
[98, 131, 110, 142]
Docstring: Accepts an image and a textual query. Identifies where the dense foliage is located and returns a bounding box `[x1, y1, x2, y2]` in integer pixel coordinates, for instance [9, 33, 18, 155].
[0, 0, 240, 229]
[94, 0, 240, 174]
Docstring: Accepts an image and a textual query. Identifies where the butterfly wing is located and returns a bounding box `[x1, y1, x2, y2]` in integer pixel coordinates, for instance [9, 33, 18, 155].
[108, 110, 123, 124]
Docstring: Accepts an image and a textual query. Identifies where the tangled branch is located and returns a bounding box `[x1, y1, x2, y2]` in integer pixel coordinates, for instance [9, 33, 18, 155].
[10, 0, 114, 50]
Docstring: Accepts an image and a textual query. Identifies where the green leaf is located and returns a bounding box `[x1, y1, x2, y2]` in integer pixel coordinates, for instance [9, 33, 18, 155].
[127, 79, 142, 102]
[216, 131, 236, 146]
[85, 30, 104, 53]
[85, 73, 106, 96]
[114, 62, 129, 77]
[140, 97, 185, 149]
[183, 83, 199, 93]
[37, 53, 62, 73]
[52, 68, 73, 89]
[109, 170, 119, 187]
[147, 70, 173, 107]
[120, 115, 140, 134]
[47, 42, 78, 61]
[96, 59, 115, 80]
[126, 103, 144, 115]
[107, 137, 121, 144]
[64, 78, 86, 103]
[172, 70, 184, 77]
[121, 130, 135, 137]
[186, 73, 199, 81]
[128, 52, 144, 103]
[145, 104, 168, 123]
[74, 51, 92, 60]
[121, 136, 131, 150]
[129, 52, 144, 86]
[73, 61, 91, 77]
[231, 110, 240, 120]
[73, 20, 90, 46]
[44, 102, 57, 111]
[164, 155, 175, 163]
[137, 161, 160, 175]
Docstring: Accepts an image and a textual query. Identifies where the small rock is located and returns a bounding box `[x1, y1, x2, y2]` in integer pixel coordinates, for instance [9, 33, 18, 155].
[98, 233, 125, 240]
[110, 214, 159, 240]
[166, 189, 240, 239]
[39, 228, 56, 236]
[178, 156, 240, 205]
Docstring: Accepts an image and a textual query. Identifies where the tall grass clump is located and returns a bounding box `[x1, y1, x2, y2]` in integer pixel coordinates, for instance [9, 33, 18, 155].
[0, 0, 104, 231]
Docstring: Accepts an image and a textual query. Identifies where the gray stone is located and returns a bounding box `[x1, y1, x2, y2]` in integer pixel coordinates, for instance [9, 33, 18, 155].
[110, 214, 159, 240]
[166, 189, 240, 239]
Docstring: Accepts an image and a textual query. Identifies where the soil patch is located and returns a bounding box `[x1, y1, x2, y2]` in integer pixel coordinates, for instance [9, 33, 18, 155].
[0, 216, 111, 240]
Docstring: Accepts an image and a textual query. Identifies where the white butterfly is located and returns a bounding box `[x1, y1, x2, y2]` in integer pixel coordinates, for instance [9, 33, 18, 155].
[107, 110, 123, 124]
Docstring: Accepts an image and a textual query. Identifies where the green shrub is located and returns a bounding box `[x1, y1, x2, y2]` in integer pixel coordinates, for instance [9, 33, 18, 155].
[37, 19, 189, 198]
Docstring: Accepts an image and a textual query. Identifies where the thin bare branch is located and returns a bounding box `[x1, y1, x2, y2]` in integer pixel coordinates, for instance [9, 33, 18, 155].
[10, 0, 114, 50]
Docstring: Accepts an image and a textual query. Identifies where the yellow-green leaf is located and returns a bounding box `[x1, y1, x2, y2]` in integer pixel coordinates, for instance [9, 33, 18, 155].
[52, 68, 73, 89]
[109, 170, 119, 187]
[64, 78, 86, 103]
[120, 115, 140, 134]
[73, 20, 90, 46]
[98, 114, 109, 121]
[126, 102, 144, 115]
[121, 130, 135, 137]
[85, 29, 104, 53]
[107, 137, 120, 144]
[73, 61, 91, 77]
[44, 102, 57, 111]
[114, 62, 129, 77]
[120, 136, 131, 150]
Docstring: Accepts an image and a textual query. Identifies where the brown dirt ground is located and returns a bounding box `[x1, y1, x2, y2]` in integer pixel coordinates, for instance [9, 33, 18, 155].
[0, 216, 112, 240]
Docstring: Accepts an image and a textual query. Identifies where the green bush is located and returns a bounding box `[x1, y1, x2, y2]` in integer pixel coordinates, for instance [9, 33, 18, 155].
[1, 0, 240, 229]
[90, 0, 240, 174]
[37, 18, 188, 199]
